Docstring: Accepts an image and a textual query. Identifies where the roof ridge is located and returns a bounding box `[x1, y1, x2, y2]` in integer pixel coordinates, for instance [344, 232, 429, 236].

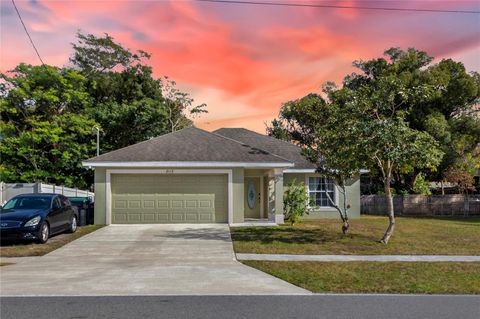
[87, 126, 195, 161]
[210, 130, 294, 164]
[236, 128, 302, 148]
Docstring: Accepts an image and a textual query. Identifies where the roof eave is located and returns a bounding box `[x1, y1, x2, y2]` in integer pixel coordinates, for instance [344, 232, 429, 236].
[82, 161, 294, 169]
[284, 168, 370, 174]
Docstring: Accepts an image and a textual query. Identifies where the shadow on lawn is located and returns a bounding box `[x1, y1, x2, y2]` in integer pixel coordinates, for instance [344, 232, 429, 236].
[231, 227, 377, 245]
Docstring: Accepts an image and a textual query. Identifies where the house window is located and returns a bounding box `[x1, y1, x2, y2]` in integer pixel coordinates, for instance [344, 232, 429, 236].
[308, 177, 335, 207]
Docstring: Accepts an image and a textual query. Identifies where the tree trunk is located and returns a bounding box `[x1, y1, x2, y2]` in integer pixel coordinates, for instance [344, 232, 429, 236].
[342, 219, 350, 234]
[380, 178, 395, 244]
[325, 184, 350, 235]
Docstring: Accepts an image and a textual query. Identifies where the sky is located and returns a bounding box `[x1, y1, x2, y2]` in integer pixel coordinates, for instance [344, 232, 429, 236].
[1, 0, 479, 133]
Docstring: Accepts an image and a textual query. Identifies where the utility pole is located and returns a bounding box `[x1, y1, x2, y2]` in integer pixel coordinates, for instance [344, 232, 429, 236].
[94, 127, 100, 156]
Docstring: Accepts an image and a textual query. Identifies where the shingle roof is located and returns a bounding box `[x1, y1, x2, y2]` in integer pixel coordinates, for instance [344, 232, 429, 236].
[83, 127, 293, 165]
[213, 128, 316, 169]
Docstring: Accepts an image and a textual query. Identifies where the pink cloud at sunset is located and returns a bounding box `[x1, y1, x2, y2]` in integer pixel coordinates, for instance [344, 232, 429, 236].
[1, 0, 479, 133]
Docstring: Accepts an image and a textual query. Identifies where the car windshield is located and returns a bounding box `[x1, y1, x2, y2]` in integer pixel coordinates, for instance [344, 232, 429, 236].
[2, 197, 51, 210]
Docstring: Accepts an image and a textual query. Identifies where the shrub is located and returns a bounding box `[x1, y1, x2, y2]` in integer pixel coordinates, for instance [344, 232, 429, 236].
[283, 179, 311, 225]
[413, 174, 432, 195]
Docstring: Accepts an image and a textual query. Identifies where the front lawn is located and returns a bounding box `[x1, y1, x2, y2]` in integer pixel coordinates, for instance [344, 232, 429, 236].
[231, 216, 480, 255]
[243, 261, 480, 294]
[0, 225, 103, 257]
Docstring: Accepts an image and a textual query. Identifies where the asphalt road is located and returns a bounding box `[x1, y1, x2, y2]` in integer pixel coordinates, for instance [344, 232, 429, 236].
[1, 295, 479, 319]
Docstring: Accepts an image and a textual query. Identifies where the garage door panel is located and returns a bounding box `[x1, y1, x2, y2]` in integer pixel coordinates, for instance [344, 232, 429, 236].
[171, 213, 184, 221]
[157, 200, 169, 208]
[114, 200, 127, 209]
[143, 213, 155, 222]
[114, 213, 127, 222]
[157, 213, 169, 221]
[111, 174, 226, 224]
[143, 200, 155, 209]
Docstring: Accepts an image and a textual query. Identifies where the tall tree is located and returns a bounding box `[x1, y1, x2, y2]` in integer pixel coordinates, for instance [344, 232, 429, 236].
[0, 64, 97, 188]
[268, 92, 364, 233]
[1, 32, 207, 188]
[269, 48, 448, 243]
[404, 59, 480, 192]
[70, 32, 207, 152]
[325, 48, 444, 243]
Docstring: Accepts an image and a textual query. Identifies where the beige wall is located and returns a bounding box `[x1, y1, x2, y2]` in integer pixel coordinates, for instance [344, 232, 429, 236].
[93, 168, 107, 224]
[232, 168, 244, 223]
[284, 173, 361, 219]
[92, 168, 360, 225]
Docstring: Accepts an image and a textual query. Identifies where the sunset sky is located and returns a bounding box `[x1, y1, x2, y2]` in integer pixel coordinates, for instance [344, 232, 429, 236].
[1, 0, 479, 133]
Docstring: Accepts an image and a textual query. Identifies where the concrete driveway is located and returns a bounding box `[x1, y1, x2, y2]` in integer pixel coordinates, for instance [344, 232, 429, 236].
[0, 225, 307, 296]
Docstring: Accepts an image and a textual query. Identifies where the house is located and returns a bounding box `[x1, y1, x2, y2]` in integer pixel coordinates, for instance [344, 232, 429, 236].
[82, 127, 360, 225]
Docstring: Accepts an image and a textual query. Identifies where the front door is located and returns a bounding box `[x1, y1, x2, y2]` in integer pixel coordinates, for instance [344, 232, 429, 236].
[244, 177, 261, 219]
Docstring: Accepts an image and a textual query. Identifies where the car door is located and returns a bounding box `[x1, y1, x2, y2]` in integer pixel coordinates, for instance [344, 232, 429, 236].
[48, 196, 64, 233]
[59, 196, 73, 230]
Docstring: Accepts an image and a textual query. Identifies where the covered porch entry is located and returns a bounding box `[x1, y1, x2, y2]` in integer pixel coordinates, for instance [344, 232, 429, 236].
[241, 169, 284, 225]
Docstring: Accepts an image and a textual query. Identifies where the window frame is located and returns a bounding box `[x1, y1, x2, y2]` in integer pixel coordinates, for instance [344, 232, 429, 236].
[52, 197, 62, 210]
[305, 174, 338, 209]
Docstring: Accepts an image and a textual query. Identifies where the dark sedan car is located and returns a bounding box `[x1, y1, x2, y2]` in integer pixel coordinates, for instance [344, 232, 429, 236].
[0, 194, 78, 244]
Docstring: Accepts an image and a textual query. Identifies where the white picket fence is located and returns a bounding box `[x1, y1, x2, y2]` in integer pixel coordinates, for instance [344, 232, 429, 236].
[0, 182, 94, 204]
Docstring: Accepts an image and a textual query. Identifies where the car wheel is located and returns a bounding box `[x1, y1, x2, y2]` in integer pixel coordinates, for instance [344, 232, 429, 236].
[67, 215, 77, 233]
[37, 222, 50, 244]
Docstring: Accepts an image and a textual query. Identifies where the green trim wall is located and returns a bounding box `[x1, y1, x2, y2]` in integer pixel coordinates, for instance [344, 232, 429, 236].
[94, 168, 106, 225]
[283, 173, 360, 219]
[92, 168, 361, 225]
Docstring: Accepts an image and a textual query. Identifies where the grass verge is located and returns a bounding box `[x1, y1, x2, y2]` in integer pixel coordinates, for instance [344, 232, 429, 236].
[243, 260, 480, 294]
[0, 262, 16, 267]
[231, 216, 480, 255]
[0, 225, 104, 257]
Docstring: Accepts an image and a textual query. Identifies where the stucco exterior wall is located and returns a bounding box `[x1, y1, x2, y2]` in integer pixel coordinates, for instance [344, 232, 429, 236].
[92, 168, 360, 225]
[284, 173, 361, 219]
[93, 167, 107, 225]
[232, 168, 244, 223]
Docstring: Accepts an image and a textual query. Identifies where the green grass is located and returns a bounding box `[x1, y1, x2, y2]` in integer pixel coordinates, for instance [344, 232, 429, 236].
[0, 225, 104, 257]
[231, 216, 480, 255]
[243, 261, 480, 294]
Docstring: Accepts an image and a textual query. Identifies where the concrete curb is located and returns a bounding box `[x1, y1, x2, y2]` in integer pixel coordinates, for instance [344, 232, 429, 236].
[236, 254, 480, 262]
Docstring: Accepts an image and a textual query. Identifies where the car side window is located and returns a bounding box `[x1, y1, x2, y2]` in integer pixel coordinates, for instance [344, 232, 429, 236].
[52, 197, 61, 209]
[61, 197, 71, 207]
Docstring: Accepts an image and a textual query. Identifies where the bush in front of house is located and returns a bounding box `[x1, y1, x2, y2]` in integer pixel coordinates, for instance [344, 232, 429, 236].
[283, 179, 311, 225]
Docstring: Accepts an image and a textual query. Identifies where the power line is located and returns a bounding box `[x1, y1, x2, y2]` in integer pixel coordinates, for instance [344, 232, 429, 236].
[11, 0, 46, 66]
[195, 0, 480, 14]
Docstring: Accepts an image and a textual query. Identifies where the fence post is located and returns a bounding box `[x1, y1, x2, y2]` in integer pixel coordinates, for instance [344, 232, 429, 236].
[0, 181, 4, 204]
[464, 194, 469, 217]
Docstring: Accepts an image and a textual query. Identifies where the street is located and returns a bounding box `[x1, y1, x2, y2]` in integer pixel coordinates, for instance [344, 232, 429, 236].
[1, 294, 479, 319]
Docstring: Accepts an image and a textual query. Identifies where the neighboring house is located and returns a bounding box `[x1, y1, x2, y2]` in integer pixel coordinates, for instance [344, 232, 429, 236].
[82, 127, 360, 225]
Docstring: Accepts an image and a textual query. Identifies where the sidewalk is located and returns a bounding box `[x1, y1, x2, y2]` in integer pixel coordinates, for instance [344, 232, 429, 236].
[236, 254, 480, 262]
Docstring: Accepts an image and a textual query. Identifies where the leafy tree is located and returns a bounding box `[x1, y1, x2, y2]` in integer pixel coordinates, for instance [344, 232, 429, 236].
[161, 77, 207, 132]
[70, 32, 207, 153]
[391, 58, 479, 192]
[1, 32, 207, 188]
[71, 32, 150, 75]
[412, 174, 432, 196]
[326, 48, 444, 243]
[443, 167, 476, 194]
[270, 48, 448, 243]
[0, 64, 97, 188]
[270, 91, 364, 233]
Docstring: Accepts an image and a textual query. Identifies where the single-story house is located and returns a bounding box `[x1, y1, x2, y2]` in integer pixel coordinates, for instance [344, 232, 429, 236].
[82, 127, 360, 225]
